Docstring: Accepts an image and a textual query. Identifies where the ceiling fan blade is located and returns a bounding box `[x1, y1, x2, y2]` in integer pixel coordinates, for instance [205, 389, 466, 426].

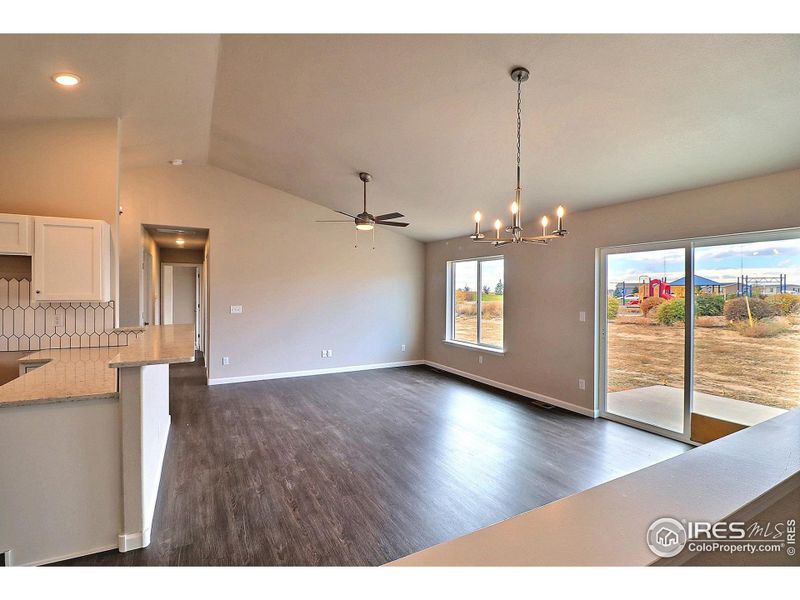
[374, 212, 404, 221]
[376, 221, 410, 227]
[316, 220, 354, 223]
[335, 210, 357, 219]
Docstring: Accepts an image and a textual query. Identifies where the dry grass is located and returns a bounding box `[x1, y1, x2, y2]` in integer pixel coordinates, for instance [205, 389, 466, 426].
[454, 315, 503, 347]
[455, 300, 503, 318]
[608, 319, 800, 410]
[732, 317, 792, 338]
[696, 316, 727, 328]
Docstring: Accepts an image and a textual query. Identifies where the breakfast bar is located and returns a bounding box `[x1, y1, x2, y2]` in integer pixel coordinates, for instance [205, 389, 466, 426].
[0, 325, 195, 566]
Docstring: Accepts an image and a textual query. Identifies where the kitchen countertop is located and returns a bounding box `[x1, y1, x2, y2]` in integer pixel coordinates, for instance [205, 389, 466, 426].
[108, 324, 196, 368]
[0, 347, 118, 408]
[0, 325, 196, 408]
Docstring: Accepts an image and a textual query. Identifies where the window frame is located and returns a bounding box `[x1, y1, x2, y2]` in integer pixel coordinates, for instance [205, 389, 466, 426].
[446, 255, 505, 352]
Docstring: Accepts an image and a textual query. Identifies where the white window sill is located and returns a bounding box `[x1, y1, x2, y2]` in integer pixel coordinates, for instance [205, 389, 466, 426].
[442, 339, 505, 355]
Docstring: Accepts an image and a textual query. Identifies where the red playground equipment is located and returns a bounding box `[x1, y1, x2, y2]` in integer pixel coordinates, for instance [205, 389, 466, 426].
[631, 276, 674, 305]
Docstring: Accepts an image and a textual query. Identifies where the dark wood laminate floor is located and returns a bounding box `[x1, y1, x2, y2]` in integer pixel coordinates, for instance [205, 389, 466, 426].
[56, 358, 690, 566]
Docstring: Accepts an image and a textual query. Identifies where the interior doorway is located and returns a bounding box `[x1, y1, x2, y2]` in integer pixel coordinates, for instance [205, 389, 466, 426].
[141, 224, 210, 363]
[162, 263, 202, 350]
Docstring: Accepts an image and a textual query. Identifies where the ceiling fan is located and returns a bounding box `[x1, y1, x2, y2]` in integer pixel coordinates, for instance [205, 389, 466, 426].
[317, 172, 409, 230]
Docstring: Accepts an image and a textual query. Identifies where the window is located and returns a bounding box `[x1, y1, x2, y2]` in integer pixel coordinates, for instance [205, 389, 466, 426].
[448, 257, 504, 349]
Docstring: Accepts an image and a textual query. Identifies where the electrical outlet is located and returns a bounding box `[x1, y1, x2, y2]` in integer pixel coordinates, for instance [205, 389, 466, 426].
[401, 344, 406, 352]
[328, 349, 333, 358]
[321, 350, 327, 358]
[222, 356, 230, 366]
[579, 311, 586, 322]
[230, 305, 243, 314]
[478, 355, 484, 364]
[578, 378, 586, 390]
[54, 311, 64, 328]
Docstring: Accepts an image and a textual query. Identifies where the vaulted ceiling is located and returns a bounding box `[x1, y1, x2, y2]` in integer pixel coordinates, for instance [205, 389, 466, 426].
[2, 34, 799, 241]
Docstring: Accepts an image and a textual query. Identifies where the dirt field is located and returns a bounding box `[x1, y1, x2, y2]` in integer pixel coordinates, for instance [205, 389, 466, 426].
[454, 316, 503, 348]
[608, 319, 800, 410]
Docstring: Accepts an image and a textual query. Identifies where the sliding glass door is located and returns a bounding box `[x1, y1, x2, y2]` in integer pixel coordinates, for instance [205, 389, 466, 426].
[600, 229, 800, 442]
[600, 242, 692, 437]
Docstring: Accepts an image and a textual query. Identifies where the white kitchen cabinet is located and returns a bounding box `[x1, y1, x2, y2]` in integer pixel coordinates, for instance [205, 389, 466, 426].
[0, 213, 34, 255]
[33, 216, 111, 302]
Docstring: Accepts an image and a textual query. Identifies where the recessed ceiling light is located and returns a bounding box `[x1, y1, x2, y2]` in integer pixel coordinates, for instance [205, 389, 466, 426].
[169, 159, 184, 166]
[51, 72, 81, 87]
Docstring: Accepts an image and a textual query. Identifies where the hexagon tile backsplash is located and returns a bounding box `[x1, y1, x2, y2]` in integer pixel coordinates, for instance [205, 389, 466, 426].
[0, 278, 144, 352]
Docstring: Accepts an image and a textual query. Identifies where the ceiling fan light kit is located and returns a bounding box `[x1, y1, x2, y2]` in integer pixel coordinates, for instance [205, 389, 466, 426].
[470, 66, 569, 247]
[317, 172, 410, 247]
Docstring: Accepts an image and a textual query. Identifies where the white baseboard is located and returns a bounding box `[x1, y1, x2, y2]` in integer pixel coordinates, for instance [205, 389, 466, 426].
[118, 528, 150, 553]
[208, 360, 425, 386]
[424, 360, 599, 418]
[206, 358, 596, 418]
[23, 543, 118, 566]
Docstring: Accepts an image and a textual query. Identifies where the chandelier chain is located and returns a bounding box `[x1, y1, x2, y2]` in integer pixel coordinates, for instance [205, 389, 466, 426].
[516, 76, 522, 189]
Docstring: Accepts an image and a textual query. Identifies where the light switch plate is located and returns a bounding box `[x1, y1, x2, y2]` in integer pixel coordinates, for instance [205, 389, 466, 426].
[230, 305, 243, 314]
[579, 311, 586, 322]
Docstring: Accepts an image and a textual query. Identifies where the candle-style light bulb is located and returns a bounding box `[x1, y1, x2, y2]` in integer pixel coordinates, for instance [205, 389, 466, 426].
[511, 201, 519, 215]
[494, 219, 502, 239]
[472, 211, 484, 239]
[541, 215, 549, 236]
[556, 205, 565, 232]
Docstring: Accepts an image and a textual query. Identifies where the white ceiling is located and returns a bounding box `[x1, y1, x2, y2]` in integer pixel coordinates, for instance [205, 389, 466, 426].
[1, 34, 799, 241]
[0, 34, 220, 169]
[209, 34, 800, 241]
[145, 225, 208, 250]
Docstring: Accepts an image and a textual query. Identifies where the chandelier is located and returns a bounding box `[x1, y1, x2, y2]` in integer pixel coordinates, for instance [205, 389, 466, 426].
[470, 67, 568, 246]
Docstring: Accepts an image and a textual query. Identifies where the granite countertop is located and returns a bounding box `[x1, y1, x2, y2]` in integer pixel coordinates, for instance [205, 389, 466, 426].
[0, 347, 118, 408]
[108, 324, 196, 368]
[0, 325, 196, 408]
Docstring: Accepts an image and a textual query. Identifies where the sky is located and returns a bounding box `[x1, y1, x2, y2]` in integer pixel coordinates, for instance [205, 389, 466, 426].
[608, 238, 800, 290]
[454, 259, 504, 292]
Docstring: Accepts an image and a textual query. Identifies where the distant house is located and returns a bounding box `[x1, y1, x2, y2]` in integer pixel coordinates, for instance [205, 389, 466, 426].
[612, 281, 639, 297]
[757, 282, 800, 295]
[669, 275, 737, 298]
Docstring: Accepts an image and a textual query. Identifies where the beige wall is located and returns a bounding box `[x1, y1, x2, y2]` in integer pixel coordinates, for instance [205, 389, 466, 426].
[425, 168, 800, 414]
[0, 119, 121, 311]
[119, 165, 425, 381]
[160, 247, 204, 264]
[0, 119, 119, 222]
